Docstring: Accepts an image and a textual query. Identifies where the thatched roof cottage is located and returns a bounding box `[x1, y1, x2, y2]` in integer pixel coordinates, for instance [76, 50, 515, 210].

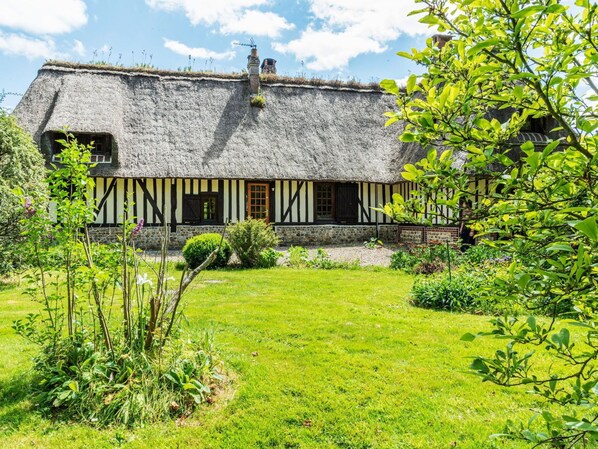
[14, 51, 471, 247]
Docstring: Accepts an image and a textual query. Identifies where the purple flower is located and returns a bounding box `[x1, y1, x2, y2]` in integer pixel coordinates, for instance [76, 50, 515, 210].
[24, 197, 36, 218]
[131, 218, 144, 239]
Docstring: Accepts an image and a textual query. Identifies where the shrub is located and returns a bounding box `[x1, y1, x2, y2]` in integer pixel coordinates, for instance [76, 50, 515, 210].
[227, 218, 279, 268]
[257, 248, 283, 268]
[306, 248, 359, 270]
[287, 247, 359, 270]
[389, 248, 419, 271]
[411, 271, 484, 312]
[462, 243, 507, 265]
[0, 111, 47, 275]
[31, 331, 221, 426]
[410, 270, 511, 314]
[288, 245, 309, 268]
[182, 233, 232, 269]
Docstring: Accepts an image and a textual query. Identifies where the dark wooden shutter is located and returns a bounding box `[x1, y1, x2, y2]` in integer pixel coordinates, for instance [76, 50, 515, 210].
[182, 195, 201, 223]
[336, 183, 358, 224]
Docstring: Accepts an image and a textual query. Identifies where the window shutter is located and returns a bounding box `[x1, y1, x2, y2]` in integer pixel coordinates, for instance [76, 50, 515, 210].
[335, 183, 358, 224]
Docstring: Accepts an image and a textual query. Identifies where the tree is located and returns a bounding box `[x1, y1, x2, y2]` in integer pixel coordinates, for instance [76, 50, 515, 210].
[381, 0, 598, 446]
[0, 110, 46, 275]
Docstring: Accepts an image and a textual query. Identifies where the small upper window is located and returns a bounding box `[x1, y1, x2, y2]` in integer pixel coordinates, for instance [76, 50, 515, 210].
[521, 117, 547, 134]
[50, 132, 113, 164]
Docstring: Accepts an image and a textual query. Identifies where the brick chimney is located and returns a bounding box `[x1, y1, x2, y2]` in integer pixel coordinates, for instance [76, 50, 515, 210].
[247, 47, 260, 94]
[432, 34, 452, 49]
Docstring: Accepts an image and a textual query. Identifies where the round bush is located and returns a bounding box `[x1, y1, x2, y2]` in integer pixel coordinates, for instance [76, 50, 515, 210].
[227, 218, 280, 268]
[182, 233, 232, 269]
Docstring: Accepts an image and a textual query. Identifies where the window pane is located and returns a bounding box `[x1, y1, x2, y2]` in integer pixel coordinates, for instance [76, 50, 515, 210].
[248, 184, 269, 220]
[203, 196, 217, 221]
[316, 184, 334, 221]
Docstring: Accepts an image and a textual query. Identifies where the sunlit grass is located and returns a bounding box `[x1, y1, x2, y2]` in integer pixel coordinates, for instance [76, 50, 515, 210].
[1, 268, 545, 448]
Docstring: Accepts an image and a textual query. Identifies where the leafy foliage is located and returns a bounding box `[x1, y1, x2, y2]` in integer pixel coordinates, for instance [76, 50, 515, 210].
[411, 269, 511, 315]
[15, 133, 224, 426]
[256, 248, 283, 268]
[227, 218, 279, 268]
[389, 243, 459, 273]
[30, 332, 221, 426]
[0, 111, 47, 275]
[287, 245, 310, 268]
[382, 0, 598, 445]
[411, 271, 484, 312]
[182, 233, 232, 269]
[250, 94, 266, 108]
[287, 246, 360, 269]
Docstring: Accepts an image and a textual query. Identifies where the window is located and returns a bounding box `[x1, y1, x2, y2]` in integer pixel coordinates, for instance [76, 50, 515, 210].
[182, 194, 219, 224]
[247, 183, 270, 222]
[315, 183, 335, 222]
[50, 132, 113, 163]
[521, 117, 547, 134]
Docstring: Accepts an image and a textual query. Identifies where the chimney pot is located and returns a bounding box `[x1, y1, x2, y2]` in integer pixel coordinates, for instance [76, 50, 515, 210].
[432, 34, 452, 49]
[261, 58, 277, 74]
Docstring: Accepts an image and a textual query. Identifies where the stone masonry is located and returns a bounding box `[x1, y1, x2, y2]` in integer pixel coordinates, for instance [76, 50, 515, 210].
[88, 224, 459, 249]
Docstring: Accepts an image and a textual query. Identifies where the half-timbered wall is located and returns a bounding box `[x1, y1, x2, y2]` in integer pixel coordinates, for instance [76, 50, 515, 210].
[91, 177, 491, 227]
[92, 178, 400, 226]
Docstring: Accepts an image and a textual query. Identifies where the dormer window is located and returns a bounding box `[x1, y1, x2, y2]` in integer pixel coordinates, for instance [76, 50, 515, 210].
[521, 117, 547, 134]
[49, 132, 113, 164]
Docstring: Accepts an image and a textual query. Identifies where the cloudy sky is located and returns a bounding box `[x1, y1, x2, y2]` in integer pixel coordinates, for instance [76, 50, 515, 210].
[0, 0, 434, 110]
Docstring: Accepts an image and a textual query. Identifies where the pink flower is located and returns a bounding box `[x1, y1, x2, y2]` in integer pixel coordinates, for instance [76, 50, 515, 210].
[24, 197, 36, 218]
[131, 218, 144, 239]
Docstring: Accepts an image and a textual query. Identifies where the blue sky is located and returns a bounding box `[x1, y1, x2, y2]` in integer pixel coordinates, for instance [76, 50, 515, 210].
[0, 0, 435, 111]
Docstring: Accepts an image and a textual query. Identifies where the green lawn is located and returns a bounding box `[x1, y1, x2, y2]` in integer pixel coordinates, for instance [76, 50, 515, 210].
[1, 268, 540, 448]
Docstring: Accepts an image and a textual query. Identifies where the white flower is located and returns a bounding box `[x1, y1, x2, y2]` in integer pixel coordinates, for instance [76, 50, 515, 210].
[137, 273, 153, 287]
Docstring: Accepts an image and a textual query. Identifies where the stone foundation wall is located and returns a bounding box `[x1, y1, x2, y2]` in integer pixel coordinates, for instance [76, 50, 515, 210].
[88, 224, 458, 249]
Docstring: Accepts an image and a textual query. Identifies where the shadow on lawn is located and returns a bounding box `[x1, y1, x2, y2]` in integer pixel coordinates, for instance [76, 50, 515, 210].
[0, 373, 36, 432]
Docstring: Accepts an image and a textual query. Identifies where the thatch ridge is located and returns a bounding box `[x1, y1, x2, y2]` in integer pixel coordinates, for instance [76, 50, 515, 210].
[43, 61, 383, 92]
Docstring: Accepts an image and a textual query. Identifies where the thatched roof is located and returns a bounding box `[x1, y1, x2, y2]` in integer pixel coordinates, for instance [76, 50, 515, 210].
[13, 62, 424, 184]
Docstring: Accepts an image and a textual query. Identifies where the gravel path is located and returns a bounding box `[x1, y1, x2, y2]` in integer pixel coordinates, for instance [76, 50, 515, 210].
[143, 244, 396, 267]
[278, 245, 395, 267]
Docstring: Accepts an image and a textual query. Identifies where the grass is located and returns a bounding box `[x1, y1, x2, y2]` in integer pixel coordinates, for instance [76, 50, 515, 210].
[0, 268, 546, 448]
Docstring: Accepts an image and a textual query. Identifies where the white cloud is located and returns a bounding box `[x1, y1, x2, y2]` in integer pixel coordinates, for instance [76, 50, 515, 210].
[163, 38, 236, 60]
[220, 10, 294, 38]
[0, 0, 88, 35]
[72, 40, 86, 57]
[146, 0, 293, 37]
[0, 33, 65, 60]
[274, 28, 385, 70]
[274, 0, 430, 71]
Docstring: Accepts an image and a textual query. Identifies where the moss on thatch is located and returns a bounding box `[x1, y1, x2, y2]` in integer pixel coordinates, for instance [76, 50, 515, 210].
[43, 61, 383, 92]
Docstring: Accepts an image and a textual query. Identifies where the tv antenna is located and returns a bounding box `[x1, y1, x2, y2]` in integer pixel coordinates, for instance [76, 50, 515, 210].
[0, 89, 22, 106]
[234, 38, 256, 49]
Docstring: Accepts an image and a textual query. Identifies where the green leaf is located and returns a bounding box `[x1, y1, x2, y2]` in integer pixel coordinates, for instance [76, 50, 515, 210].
[461, 333, 476, 342]
[400, 132, 416, 142]
[546, 243, 575, 253]
[467, 39, 500, 56]
[573, 216, 598, 241]
[512, 5, 546, 19]
[380, 79, 399, 95]
[407, 74, 417, 94]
